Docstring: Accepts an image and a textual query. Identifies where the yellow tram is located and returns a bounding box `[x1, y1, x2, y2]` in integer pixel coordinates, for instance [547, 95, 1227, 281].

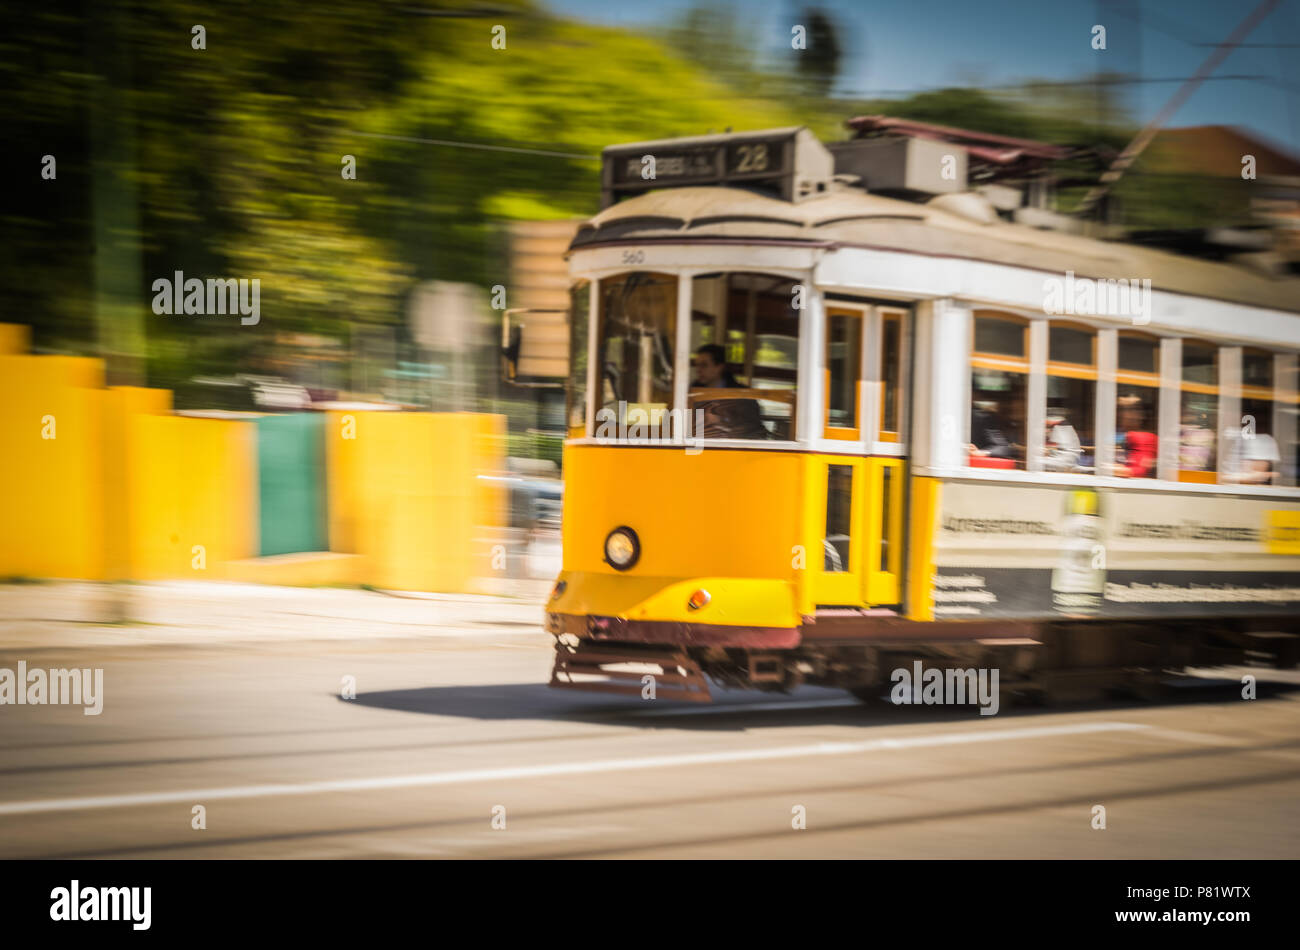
[506, 126, 1300, 703]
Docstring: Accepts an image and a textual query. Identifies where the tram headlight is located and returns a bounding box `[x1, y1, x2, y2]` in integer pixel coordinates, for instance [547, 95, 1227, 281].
[603, 526, 640, 571]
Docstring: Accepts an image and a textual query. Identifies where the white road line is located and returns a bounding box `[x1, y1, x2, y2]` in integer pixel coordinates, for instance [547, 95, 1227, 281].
[0, 721, 1147, 817]
[625, 698, 862, 717]
[1144, 727, 1247, 747]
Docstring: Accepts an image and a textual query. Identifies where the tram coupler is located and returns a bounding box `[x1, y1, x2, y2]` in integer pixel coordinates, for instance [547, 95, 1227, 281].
[550, 640, 712, 702]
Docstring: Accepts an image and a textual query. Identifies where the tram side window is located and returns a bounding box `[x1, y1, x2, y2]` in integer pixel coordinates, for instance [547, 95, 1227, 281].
[690, 273, 799, 440]
[568, 281, 590, 435]
[1223, 348, 1281, 484]
[969, 314, 1028, 470]
[1179, 341, 1218, 480]
[826, 310, 861, 430]
[1044, 324, 1097, 474]
[1114, 333, 1160, 478]
[598, 273, 677, 418]
[881, 312, 902, 440]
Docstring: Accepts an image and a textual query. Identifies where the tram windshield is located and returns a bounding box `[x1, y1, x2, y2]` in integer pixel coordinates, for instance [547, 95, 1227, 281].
[689, 272, 799, 440]
[592, 270, 801, 441]
[597, 272, 677, 416]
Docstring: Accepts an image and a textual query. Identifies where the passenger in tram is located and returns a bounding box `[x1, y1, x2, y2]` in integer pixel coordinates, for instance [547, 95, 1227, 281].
[690, 344, 767, 439]
[968, 398, 1019, 467]
[1042, 413, 1083, 472]
[1221, 427, 1282, 484]
[1113, 394, 1157, 478]
[1179, 405, 1216, 471]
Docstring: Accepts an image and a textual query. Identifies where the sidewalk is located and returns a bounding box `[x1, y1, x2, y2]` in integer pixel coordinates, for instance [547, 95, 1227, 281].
[0, 579, 554, 651]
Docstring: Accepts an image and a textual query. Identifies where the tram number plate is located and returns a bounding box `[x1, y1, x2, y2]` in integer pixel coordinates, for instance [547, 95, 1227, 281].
[730, 142, 770, 173]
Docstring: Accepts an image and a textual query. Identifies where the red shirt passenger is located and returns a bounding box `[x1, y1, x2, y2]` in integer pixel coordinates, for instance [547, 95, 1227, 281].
[1115, 395, 1157, 478]
[1121, 430, 1157, 478]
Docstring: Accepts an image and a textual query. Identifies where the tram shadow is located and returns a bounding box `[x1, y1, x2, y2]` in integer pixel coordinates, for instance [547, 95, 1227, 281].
[345, 668, 1300, 731]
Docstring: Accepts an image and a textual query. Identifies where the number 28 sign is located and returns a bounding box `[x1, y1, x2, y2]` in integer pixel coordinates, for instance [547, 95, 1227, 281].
[729, 142, 771, 174]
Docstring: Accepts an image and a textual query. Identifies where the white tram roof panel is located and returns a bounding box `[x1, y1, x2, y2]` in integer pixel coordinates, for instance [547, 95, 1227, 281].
[571, 184, 1300, 316]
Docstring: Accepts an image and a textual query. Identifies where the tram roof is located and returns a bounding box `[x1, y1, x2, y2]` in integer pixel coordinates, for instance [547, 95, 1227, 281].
[571, 184, 1300, 315]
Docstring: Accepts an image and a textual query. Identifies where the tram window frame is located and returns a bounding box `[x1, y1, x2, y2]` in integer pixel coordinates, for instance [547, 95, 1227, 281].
[969, 312, 1030, 471]
[567, 280, 591, 438]
[1178, 339, 1219, 483]
[1113, 330, 1161, 480]
[1283, 354, 1300, 488]
[1044, 321, 1098, 475]
[824, 308, 863, 440]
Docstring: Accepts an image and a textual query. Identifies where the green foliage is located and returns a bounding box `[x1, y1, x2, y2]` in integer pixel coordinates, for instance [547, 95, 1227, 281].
[506, 431, 564, 467]
[1, 0, 799, 391]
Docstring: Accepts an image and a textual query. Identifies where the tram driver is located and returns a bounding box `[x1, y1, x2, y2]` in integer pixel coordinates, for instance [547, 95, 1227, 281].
[691, 344, 768, 439]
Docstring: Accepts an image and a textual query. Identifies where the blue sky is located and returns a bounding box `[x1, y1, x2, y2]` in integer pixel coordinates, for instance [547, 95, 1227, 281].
[547, 0, 1300, 153]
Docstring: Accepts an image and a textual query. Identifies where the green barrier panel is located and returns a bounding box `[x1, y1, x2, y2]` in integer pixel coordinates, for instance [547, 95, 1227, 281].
[257, 413, 326, 556]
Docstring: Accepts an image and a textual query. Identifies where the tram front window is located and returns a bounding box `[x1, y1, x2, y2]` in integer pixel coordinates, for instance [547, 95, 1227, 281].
[598, 273, 677, 420]
[690, 273, 799, 440]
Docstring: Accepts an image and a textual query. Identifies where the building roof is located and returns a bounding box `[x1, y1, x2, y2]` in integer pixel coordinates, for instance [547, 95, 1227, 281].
[845, 115, 1071, 162]
[1138, 126, 1300, 179]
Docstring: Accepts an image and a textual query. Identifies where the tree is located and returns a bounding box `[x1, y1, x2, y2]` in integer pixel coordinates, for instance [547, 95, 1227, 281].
[796, 8, 842, 99]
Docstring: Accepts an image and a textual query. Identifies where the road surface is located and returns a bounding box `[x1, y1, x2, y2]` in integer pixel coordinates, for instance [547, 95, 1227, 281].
[1, 621, 1298, 858]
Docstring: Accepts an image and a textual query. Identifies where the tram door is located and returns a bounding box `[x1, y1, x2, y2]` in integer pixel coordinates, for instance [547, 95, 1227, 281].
[864, 457, 904, 605]
[810, 456, 905, 607]
[812, 307, 907, 608]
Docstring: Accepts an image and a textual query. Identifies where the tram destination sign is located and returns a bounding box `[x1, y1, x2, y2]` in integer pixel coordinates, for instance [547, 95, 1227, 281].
[600, 127, 832, 208]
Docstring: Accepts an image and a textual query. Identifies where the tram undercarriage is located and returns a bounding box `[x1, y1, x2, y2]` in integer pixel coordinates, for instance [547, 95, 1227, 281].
[548, 616, 1300, 705]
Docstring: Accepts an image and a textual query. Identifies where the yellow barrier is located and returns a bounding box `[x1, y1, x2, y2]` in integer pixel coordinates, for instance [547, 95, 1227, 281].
[0, 324, 507, 592]
[0, 323, 31, 355]
[102, 386, 173, 580]
[125, 414, 258, 579]
[0, 354, 107, 579]
[326, 410, 506, 592]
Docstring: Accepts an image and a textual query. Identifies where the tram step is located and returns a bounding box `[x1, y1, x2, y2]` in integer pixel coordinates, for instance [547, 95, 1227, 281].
[550, 643, 712, 702]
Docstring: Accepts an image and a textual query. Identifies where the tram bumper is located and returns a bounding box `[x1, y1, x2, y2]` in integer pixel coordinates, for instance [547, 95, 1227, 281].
[544, 572, 801, 649]
[545, 573, 800, 702]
